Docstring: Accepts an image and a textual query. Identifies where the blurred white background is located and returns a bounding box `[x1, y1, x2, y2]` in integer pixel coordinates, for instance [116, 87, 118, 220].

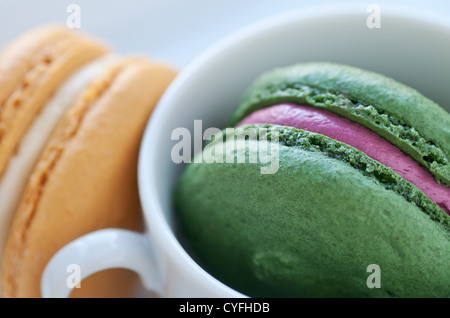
[0, 0, 449, 68]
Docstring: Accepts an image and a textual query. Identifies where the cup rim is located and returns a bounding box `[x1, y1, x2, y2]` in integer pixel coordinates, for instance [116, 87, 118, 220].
[137, 2, 450, 297]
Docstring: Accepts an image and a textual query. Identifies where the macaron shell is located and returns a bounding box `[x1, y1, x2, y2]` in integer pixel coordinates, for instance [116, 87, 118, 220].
[0, 25, 110, 180]
[174, 126, 450, 297]
[2, 57, 177, 297]
[231, 62, 450, 186]
[0, 25, 70, 103]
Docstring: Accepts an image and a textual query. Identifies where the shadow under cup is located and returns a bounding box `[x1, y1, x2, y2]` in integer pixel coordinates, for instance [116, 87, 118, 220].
[135, 4, 450, 297]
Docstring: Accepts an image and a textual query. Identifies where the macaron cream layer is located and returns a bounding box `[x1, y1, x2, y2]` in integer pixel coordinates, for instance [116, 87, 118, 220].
[238, 104, 450, 214]
[243, 124, 448, 226]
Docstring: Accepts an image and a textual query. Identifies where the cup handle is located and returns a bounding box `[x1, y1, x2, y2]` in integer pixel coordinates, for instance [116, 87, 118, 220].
[41, 228, 162, 298]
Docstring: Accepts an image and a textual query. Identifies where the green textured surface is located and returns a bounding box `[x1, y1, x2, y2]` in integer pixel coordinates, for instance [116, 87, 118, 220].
[230, 62, 450, 186]
[174, 125, 450, 298]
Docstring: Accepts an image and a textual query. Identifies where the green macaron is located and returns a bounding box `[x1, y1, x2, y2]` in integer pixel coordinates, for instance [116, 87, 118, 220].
[174, 63, 450, 298]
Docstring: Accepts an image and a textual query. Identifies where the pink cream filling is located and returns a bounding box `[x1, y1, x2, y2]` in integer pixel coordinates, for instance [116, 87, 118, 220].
[237, 103, 450, 215]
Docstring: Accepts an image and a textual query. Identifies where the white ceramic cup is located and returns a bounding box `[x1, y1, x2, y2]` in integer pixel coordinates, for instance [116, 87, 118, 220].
[41, 3, 450, 298]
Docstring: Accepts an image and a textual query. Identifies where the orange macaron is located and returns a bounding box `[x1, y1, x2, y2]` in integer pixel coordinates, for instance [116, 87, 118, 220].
[0, 25, 177, 297]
